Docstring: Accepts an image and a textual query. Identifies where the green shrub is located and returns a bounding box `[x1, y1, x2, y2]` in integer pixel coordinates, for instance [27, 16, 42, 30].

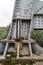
[4, 57, 11, 63]
[7, 52, 17, 58]
[2, 59, 34, 65]
[19, 60, 27, 65]
[2, 57, 11, 65]
[29, 60, 33, 65]
[31, 30, 43, 47]
[12, 60, 19, 65]
[19, 60, 33, 65]
[11, 52, 17, 58]
[0, 26, 9, 40]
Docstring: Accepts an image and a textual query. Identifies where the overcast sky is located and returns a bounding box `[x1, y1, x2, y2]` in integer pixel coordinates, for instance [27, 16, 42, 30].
[0, 0, 43, 27]
[0, 0, 15, 27]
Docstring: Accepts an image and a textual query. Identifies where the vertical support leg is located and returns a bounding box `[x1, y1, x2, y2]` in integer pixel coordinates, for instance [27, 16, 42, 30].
[17, 42, 19, 58]
[3, 43, 9, 57]
[18, 20, 20, 38]
[29, 42, 32, 58]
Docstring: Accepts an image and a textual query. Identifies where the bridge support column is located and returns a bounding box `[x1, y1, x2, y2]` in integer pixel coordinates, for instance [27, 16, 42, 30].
[29, 42, 32, 58]
[3, 43, 9, 57]
[18, 20, 20, 38]
[17, 42, 19, 58]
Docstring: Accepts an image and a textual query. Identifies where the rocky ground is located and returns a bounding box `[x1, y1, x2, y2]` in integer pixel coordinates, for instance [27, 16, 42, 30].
[33, 62, 43, 65]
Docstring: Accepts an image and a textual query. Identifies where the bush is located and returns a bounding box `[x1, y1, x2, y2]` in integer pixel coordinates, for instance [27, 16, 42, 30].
[31, 30, 43, 47]
[12, 60, 19, 65]
[19, 60, 27, 65]
[0, 26, 9, 40]
[2, 57, 11, 65]
[29, 60, 33, 65]
[19, 60, 33, 65]
[7, 52, 17, 58]
[2, 59, 34, 65]
[12, 60, 34, 65]
[11, 52, 17, 58]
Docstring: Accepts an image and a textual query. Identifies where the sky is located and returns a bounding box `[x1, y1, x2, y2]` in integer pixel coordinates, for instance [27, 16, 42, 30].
[40, 0, 43, 1]
[0, 0, 15, 27]
[0, 0, 43, 27]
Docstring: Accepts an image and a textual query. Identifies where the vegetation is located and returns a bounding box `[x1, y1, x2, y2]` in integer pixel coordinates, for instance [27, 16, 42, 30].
[11, 52, 17, 58]
[2, 56, 11, 65]
[11, 60, 19, 65]
[2, 58, 34, 65]
[6, 52, 17, 58]
[0, 26, 10, 40]
[31, 30, 43, 47]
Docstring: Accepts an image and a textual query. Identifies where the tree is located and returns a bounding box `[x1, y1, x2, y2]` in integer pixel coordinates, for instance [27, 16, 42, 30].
[31, 30, 43, 47]
[0, 25, 10, 40]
